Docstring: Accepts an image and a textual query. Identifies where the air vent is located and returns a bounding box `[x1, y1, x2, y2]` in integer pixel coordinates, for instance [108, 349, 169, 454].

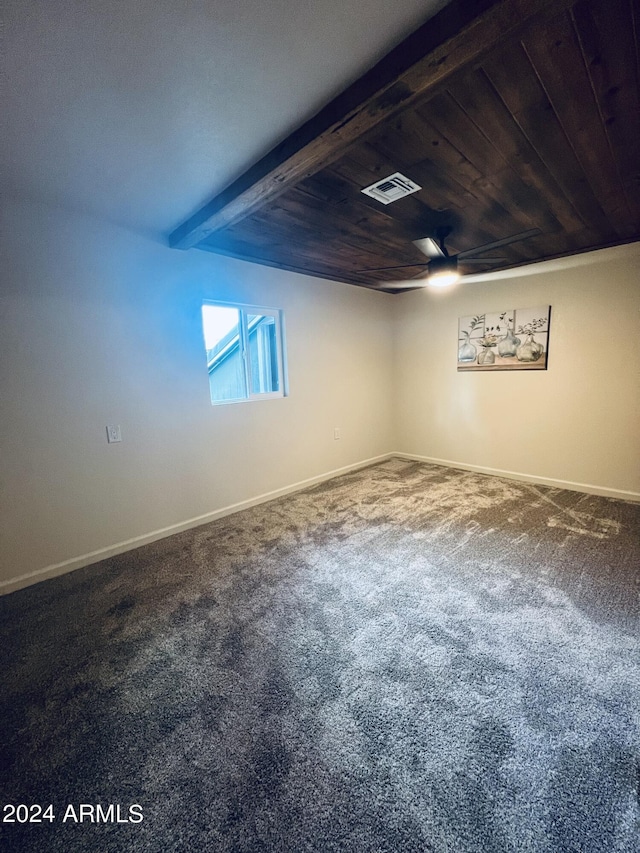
[361, 172, 421, 205]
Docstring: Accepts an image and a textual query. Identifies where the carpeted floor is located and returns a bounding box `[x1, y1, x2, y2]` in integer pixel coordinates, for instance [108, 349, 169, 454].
[1, 459, 639, 852]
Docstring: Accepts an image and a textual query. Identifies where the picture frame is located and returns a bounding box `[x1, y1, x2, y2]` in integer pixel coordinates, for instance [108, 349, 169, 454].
[457, 306, 551, 371]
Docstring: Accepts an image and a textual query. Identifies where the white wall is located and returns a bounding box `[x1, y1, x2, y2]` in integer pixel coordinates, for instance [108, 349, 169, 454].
[2, 199, 638, 595]
[0, 199, 395, 591]
[392, 243, 640, 499]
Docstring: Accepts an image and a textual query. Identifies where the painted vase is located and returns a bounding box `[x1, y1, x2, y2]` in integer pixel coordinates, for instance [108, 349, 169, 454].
[478, 344, 496, 365]
[516, 333, 543, 362]
[497, 328, 520, 357]
[458, 331, 477, 363]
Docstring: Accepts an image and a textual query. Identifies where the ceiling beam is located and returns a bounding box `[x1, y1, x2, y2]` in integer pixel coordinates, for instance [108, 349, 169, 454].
[170, 0, 576, 250]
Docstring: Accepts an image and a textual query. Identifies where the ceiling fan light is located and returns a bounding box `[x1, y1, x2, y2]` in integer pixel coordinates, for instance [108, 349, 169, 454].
[428, 255, 459, 287]
[428, 271, 460, 287]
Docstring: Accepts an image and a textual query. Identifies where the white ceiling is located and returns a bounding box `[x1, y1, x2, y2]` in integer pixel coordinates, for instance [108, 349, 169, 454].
[1, 0, 448, 239]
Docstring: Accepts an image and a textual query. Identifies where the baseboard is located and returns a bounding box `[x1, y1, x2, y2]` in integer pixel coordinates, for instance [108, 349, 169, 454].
[0, 453, 393, 596]
[4, 450, 637, 596]
[394, 452, 640, 503]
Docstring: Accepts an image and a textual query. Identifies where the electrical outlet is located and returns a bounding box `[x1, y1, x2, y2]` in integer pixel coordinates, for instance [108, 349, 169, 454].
[106, 424, 122, 443]
[334, 427, 341, 440]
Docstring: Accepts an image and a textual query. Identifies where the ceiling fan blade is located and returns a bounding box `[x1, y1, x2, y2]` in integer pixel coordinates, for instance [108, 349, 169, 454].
[458, 257, 506, 263]
[373, 281, 426, 289]
[457, 228, 541, 259]
[369, 268, 431, 288]
[412, 237, 444, 258]
[360, 226, 539, 282]
[356, 262, 430, 273]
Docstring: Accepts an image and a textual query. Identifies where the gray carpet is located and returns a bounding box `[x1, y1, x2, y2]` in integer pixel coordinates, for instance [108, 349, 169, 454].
[1, 459, 639, 852]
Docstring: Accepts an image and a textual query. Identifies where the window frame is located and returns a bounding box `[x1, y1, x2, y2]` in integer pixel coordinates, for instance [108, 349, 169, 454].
[202, 300, 287, 406]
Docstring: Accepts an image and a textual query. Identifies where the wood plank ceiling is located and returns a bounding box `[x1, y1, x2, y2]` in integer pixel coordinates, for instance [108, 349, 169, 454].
[170, 0, 640, 292]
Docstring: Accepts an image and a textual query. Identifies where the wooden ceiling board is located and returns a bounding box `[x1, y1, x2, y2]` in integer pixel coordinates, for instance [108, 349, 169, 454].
[522, 10, 636, 236]
[329, 135, 521, 259]
[480, 43, 618, 240]
[327, 147, 472, 251]
[207, 189, 408, 282]
[173, 0, 640, 290]
[343, 130, 542, 259]
[383, 105, 556, 239]
[254, 185, 413, 268]
[444, 69, 584, 233]
[569, 0, 640, 221]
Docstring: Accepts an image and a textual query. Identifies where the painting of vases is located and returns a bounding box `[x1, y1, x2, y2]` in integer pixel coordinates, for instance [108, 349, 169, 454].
[457, 306, 551, 371]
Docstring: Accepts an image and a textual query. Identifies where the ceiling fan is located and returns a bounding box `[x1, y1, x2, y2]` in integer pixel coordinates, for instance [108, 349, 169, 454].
[360, 226, 542, 289]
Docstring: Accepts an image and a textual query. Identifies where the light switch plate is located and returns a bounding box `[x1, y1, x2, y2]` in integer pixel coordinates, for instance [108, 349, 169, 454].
[106, 424, 122, 443]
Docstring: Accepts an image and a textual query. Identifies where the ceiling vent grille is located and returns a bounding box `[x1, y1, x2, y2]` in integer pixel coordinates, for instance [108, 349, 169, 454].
[360, 172, 421, 204]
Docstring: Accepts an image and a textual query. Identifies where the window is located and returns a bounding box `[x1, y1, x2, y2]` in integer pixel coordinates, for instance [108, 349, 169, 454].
[201, 302, 287, 405]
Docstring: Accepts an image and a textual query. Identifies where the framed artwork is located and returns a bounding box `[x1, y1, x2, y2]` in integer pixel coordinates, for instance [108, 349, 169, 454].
[457, 306, 551, 371]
